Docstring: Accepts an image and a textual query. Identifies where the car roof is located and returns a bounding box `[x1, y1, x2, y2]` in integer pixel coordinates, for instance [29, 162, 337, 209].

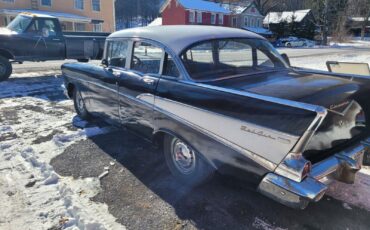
[108, 25, 266, 55]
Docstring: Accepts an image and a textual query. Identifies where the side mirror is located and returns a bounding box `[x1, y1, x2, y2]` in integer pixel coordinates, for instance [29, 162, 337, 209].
[281, 53, 291, 66]
[101, 59, 108, 67]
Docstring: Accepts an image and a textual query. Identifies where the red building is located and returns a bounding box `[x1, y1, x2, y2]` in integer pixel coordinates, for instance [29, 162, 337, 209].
[160, 0, 231, 27]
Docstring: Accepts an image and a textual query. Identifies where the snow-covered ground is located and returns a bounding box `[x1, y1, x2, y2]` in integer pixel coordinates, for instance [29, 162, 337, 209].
[0, 73, 125, 229]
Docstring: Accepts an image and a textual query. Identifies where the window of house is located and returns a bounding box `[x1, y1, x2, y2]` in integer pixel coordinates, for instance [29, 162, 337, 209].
[75, 23, 86, 31]
[197, 11, 202, 23]
[244, 16, 248, 26]
[251, 18, 255, 27]
[92, 0, 100, 11]
[211, 13, 216, 24]
[107, 40, 129, 68]
[131, 42, 163, 75]
[218, 14, 223, 25]
[41, 0, 52, 7]
[189, 11, 195, 23]
[232, 17, 237, 27]
[93, 23, 102, 32]
[74, 0, 84, 10]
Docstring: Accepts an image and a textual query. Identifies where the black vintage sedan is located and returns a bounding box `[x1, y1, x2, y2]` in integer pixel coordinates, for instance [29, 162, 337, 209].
[62, 26, 370, 209]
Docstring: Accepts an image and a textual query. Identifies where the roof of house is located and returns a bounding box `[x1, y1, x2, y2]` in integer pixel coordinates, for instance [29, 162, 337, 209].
[222, 1, 262, 15]
[109, 25, 265, 55]
[161, 0, 231, 14]
[0, 9, 91, 22]
[148, 17, 162, 26]
[263, 9, 311, 24]
[242, 26, 273, 35]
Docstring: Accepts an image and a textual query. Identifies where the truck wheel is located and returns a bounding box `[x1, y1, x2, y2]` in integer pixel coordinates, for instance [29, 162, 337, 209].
[73, 87, 90, 120]
[77, 59, 89, 63]
[0, 56, 12, 82]
[164, 134, 214, 186]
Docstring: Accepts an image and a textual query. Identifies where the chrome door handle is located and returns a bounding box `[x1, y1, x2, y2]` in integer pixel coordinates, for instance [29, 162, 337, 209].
[142, 77, 155, 85]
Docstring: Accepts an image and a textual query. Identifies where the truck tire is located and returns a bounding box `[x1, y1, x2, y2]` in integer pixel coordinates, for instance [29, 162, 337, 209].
[0, 56, 12, 82]
[77, 59, 89, 63]
[73, 87, 90, 120]
[164, 134, 214, 187]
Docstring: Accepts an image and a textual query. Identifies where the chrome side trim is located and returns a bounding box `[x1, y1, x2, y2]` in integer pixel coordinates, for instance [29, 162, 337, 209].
[181, 80, 327, 114]
[144, 95, 301, 166]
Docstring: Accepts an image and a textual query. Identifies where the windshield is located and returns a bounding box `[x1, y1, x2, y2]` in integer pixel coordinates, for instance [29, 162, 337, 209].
[181, 38, 288, 82]
[7, 15, 33, 33]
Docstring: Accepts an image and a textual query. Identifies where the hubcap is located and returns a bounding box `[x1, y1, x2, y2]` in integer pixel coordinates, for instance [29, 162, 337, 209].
[171, 138, 196, 175]
[76, 91, 85, 113]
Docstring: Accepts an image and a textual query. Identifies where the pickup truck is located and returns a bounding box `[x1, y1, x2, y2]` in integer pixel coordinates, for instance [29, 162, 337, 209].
[62, 26, 370, 209]
[0, 13, 109, 81]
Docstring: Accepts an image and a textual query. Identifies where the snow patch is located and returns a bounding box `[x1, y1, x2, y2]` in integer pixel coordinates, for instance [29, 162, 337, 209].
[0, 76, 125, 230]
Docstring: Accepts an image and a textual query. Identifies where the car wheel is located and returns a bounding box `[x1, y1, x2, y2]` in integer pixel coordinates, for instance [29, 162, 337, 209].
[164, 134, 214, 186]
[287, 43, 292, 48]
[73, 87, 90, 119]
[0, 56, 12, 82]
[77, 59, 89, 63]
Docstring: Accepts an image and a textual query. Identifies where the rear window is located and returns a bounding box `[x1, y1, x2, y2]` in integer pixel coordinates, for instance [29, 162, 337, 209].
[181, 38, 287, 81]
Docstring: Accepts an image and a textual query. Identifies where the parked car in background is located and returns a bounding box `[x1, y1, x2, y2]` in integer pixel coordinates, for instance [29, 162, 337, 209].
[62, 26, 370, 209]
[274, 37, 316, 48]
[285, 38, 315, 47]
[0, 13, 109, 82]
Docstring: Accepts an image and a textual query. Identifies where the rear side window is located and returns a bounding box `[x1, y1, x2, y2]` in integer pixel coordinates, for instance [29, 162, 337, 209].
[131, 42, 163, 75]
[107, 40, 129, 68]
[163, 54, 180, 78]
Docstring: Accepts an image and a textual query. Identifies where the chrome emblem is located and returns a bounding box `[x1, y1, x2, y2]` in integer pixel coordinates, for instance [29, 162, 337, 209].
[240, 125, 291, 144]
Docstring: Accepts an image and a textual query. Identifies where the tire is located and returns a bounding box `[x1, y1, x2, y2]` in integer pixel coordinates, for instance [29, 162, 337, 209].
[287, 43, 292, 48]
[77, 59, 89, 63]
[73, 87, 90, 120]
[0, 56, 12, 82]
[164, 134, 214, 186]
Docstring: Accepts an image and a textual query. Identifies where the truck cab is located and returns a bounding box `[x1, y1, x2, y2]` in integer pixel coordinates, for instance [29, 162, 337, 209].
[0, 13, 108, 82]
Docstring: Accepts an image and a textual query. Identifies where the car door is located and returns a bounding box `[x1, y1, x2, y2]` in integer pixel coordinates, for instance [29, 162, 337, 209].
[25, 18, 65, 60]
[117, 40, 163, 139]
[87, 39, 130, 124]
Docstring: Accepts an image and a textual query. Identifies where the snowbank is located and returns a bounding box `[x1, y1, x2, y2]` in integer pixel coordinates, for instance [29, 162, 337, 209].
[0, 75, 125, 229]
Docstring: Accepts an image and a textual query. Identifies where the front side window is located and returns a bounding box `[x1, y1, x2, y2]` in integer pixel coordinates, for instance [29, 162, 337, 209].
[74, 0, 84, 10]
[107, 40, 129, 68]
[131, 42, 163, 75]
[41, 0, 52, 7]
[92, 0, 100, 11]
[181, 38, 287, 81]
[26, 19, 58, 37]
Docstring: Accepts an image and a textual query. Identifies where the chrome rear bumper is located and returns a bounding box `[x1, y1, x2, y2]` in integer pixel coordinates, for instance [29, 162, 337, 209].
[258, 137, 370, 209]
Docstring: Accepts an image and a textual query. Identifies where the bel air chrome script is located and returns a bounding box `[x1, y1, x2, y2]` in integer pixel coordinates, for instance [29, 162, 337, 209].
[240, 125, 292, 144]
